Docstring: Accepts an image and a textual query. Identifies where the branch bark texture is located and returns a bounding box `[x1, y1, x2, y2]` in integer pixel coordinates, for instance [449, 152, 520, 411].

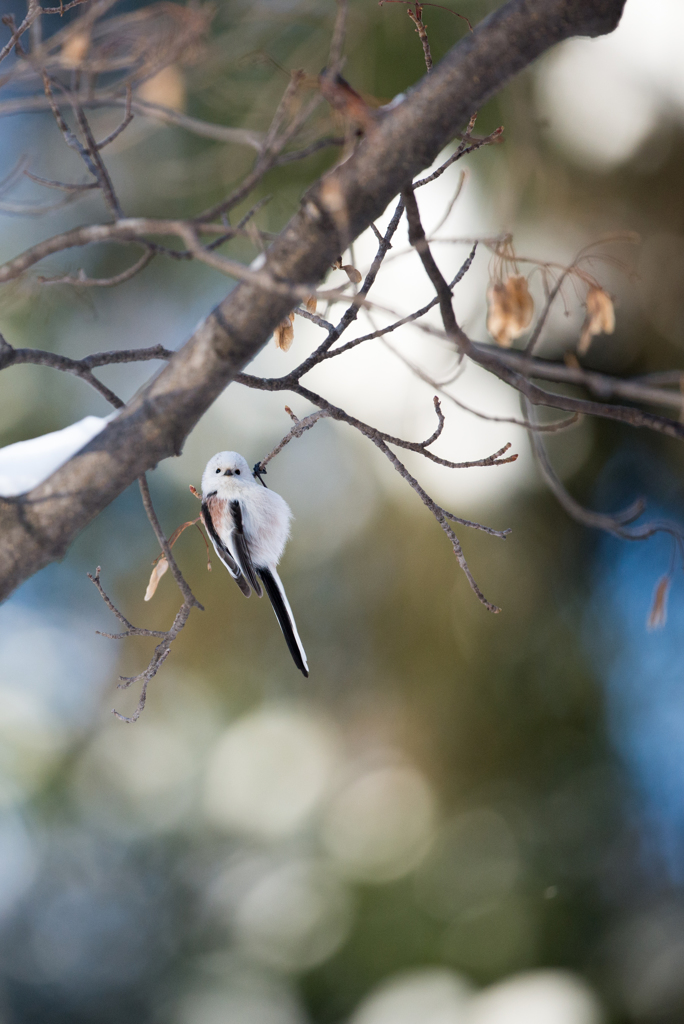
[0, 0, 627, 601]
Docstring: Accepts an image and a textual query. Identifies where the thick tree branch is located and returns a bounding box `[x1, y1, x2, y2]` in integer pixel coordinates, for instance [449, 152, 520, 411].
[0, 0, 627, 601]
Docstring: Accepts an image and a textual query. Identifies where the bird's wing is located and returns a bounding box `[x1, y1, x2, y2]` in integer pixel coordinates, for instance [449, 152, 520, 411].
[228, 500, 263, 597]
[202, 496, 251, 597]
[257, 566, 309, 677]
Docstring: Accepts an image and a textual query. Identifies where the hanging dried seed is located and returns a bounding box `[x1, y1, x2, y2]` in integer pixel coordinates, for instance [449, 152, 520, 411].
[144, 557, 169, 601]
[274, 311, 295, 351]
[342, 264, 362, 284]
[578, 286, 615, 355]
[486, 274, 534, 347]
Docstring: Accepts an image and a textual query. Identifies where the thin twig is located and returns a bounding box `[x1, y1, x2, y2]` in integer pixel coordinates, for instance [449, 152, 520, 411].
[0, 0, 41, 65]
[39, 248, 154, 287]
[24, 169, 99, 193]
[322, 242, 477, 361]
[256, 409, 332, 474]
[95, 83, 133, 149]
[328, 0, 349, 73]
[369, 433, 502, 609]
[72, 97, 123, 216]
[0, 92, 265, 149]
[288, 196, 406, 379]
[407, 5, 433, 72]
[414, 119, 503, 189]
[523, 396, 684, 546]
[294, 306, 336, 332]
[138, 474, 202, 610]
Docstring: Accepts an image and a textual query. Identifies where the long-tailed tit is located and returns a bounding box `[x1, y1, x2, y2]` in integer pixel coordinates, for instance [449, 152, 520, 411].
[200, 451, 308, 677]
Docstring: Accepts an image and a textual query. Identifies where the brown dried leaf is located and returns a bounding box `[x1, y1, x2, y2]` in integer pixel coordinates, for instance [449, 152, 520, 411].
[342, 264, 362, 285]
[486, 275, 534, 347]
[578, 286, 615, 355]
[305, 295, 318, 314]
[144, 557, 169, 601]
[274, 311, 295, 352]
[138, 64, 186, 111]
[648, 574, 671, 630]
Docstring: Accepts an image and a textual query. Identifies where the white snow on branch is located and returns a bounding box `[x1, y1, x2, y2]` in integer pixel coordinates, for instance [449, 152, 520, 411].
[0, 415, 115, 497]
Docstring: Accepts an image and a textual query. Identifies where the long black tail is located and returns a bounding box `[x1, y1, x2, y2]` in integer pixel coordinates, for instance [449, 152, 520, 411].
[257, 566, 309, 677]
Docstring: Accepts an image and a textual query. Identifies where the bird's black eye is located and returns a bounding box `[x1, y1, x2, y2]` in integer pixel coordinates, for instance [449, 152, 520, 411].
[235, 469, 240, 475]
[215, 468, 221, 474]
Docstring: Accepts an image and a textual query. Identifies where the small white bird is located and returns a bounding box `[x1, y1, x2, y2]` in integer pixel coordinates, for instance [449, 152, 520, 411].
[200, 451, 309, 677]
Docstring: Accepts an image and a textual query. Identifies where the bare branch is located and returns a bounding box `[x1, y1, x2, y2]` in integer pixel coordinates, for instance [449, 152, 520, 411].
[382, 337, 580, 432]
[138, 474, 202, 610]
[88, 566, 145, 636]
[413, 116, 504, 188]
[523, 396, 684, 549]
[328, 0, 349, 73]
[83, 344, 174, 368]
[41, 73, 102, 182]
[293, 306, 336, 332]
[368, 433, 503, 611]
[0, 338, 125, 408]
[0, 92, 265, 149]
[0, 0, 40, 65]
[478, 345, 684, 415]
[194, 79, 324, 224]
[96, 84, 133, 150]
[322, 242, 477, 362]
[287, 197, 406, 379]
[89, 565, 194, 722]
[0, 0, 630, 603]
[0, 219, 266, 283]
[407, 4, 433, 73]
[255, 409, 332, 475]
[72, 98, 124, 217]
[39, 248, 155, 287]
[89, 472, 203, 723]
[24, 169, 99, 193]
[274, 135, 345, 166]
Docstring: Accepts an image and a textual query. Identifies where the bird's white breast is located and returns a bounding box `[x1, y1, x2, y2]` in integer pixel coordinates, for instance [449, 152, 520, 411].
[207, 476, 292, 568]
[241, 486, 292, 567]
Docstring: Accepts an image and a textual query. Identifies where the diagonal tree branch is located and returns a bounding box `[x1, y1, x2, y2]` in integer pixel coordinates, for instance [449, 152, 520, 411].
[0, 0, 628, 602]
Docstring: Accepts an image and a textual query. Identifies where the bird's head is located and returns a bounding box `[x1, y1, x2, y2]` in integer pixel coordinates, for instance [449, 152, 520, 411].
[201, 451, 252, 495]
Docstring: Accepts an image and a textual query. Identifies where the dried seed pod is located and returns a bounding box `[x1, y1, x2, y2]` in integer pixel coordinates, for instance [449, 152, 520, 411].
[578, 286, 615, 355]
[274, 311, 295, 352]
[342, 264, 362, 284]
[305, 295, 318, 314]
[486, 274, 534, 347]
[145, 557, 169, 601]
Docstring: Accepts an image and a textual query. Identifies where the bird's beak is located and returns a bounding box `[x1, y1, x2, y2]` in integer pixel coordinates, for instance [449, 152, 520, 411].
[224, 469, 233, 476]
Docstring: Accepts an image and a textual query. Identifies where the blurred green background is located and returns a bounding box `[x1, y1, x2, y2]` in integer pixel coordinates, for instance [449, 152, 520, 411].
[1, 0, 684, 1021]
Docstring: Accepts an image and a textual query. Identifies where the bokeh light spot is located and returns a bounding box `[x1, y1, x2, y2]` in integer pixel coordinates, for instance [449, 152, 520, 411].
[203, 707, 340, 839]
[321, 764, 436, 883]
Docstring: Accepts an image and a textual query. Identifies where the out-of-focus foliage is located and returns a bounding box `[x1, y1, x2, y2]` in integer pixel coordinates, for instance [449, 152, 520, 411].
[2, 1, 684, 1022]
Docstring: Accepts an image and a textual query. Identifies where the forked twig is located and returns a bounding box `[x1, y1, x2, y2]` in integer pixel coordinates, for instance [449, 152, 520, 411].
[255, 408, 332, 476]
